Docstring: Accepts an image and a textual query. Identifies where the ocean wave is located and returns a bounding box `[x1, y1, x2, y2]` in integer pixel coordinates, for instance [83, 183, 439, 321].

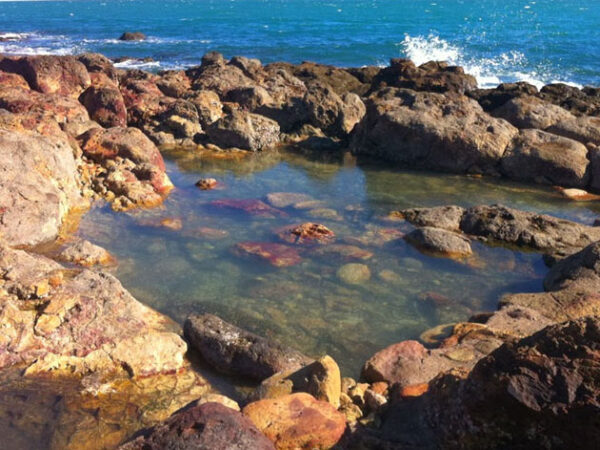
[400, 34, 581, 89]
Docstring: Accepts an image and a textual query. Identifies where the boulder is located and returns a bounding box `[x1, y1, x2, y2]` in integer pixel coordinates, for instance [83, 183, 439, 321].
[184, 313, 312, 380]
[120, 402, 275, 450]
[243, 393, 346, 449]
[501, 129, 590, 187]
[206, 110, 280, 151]
[351, 88, 518, 174]
[77, 53, 119, 82]
[540, 83, 600, 116]
[468, 82, 539, 112]
[0, 129, 86, 247]
[185, 89, 223, 127]
[491, 95, 573, 129]
[405, 226, 472, 258]
[156, 70, 191, 98]
[0, 55, 91, 97]
[57, 239, 115, 267]
[79, 83, 128, 128]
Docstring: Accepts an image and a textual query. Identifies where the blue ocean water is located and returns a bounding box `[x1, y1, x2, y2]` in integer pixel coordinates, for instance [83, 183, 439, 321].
[0, 0, 598, 88]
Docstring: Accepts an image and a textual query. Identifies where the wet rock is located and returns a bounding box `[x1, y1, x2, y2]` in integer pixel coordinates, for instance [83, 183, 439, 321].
[315, 244, 373, 261]
[405, 226, 472, 258]
[254, 355, 341, 407]
[119, 31, 146, 41]
[0, 55, 91, 97]
[266, 192, 314, 208]
[381, 317, 600, 448]
[351, 88, 518, 174]
[460, 204, 600, 259]
[235, 241, 302, 267]
[195, 177, 218, 190]
[337, 263, 371, 284]
[120, 402, 274, 450]
[371, 58, 477, 95]
[0, 243, 188, 378]
[0, 129, 86, 247]
[501, 129, 590, 187]
[57, 239, 115, 267]
[243, 393, 346, 449]
[400, 205, 465, 232]
[206, 110, 280, 151]
[276, 223, 335, 245]
[557, 187, 600, 201]
[184, 313, 312, 380]
[209, 198, 286, 218]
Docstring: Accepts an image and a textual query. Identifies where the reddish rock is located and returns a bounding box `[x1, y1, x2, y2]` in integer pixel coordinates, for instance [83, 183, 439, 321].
[184, 313, 311, 380]
[243, 393, 347, 449]
[235, 242, 302, 267]
[120, 402, 275, 450]
[77, 53, 119, 82]
[276, 222, 335, 245]
[0, 70, 30, 89]
[314, 244, 374, 261]
[79, 83, 127, 128]
[0, 55, 91, 97]
[210, 198, 286, 218]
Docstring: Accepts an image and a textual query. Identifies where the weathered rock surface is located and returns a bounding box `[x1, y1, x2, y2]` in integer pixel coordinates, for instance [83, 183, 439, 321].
[243, 393, 346, 449]
[184, 313, 312, 381]
[0, 243, 187, 378]
[120, 402, 275, 450]
[235, 242, 302, 267]
[380, 317, 600, 449]
[351, 88, 518, 174]
[276, 223, 335, 245]
[0, 129, 86, 247]
[206, 110, 280, 151]
[405, 226, 472, 258]
[119, 32, 146, 41]
[501, 129, 590, 187]
[57, 238, 114, 267]
[79, 81, 127, 128]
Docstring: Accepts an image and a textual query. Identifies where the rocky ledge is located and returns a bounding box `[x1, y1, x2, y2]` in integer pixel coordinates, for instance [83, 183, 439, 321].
[0, 50, 599, 449]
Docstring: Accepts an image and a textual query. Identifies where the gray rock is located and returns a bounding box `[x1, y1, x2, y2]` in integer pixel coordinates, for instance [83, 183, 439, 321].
[405, 227, 472, 258]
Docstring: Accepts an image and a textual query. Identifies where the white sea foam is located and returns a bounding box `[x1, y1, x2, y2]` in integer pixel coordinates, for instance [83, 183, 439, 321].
[400, 34, 581, 89]
[113, 59, 161, 69]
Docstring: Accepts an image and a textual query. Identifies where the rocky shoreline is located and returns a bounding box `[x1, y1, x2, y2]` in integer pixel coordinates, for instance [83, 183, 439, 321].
[0, 50, 599, 449]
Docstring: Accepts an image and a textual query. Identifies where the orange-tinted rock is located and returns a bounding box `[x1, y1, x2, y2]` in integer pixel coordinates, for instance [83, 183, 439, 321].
[210, 198, 287, 218]
[243, 393, 346, 449]
[195, 177, 218, 190]
[362, 340, 428, 383]
[79, 83, 127, 128]
[0, 55, 91, 97]
[235, 242, 302, 267]
[0, 70, 29, 89]
[398, 383, 429, 398]
[57, 239, 115, 267]
[159, 218, 183, 230]
[276, 222, 335, 245]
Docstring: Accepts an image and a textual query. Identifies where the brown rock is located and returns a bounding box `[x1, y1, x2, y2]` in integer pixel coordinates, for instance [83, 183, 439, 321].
[195, 177, 218, 190]
[405, 226, 472, 258]
[119, 31, 146, 41]
[206, 110, 280, 151]
[79, 83, 127, 128]
[243, 393, 346, 449]
[501, 129, 590, 187]
[57, 239, 115, 267]
[120, 402, 274, 450]
[184, 313, 312, 381]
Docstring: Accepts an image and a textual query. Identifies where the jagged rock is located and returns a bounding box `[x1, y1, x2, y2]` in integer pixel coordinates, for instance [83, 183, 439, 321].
[540, 83, 600, 116]
[77, 53, 119, 82]
[0, 129, 86, 247]
[501, 129, 590, 187]
[79, 82, 127, 128]
[400, 205, 465, 232]
[206, 110, 280, 151]
[243, 393, 346, 449]
[120, 402, 275, 450]
[468, 82, 539, 112]
[380, 317, 600, 448]
[156, 70, 191, 98]
[371, 59, 477, 94]
[184, 313, 312, 380]
[405, 226, 472, 258]
[351, 88, 518, 174]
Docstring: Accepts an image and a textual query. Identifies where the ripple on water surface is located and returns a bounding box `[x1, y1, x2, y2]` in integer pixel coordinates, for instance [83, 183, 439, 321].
[78, 148, 600, 376]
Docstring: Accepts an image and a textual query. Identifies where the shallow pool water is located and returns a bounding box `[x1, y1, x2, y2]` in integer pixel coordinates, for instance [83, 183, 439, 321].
[78, 148, 600, 376]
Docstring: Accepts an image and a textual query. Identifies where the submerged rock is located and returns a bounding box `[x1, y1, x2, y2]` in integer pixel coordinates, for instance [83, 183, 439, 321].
[276, 222, 336, 245]
[210, 198, 286, 218]
[234, 241, 302, 267]
[120, 402, 275, 450]
[243, 393, 347, 450]
[337, 263, 371, 284]
[184, 313, 312, 381]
